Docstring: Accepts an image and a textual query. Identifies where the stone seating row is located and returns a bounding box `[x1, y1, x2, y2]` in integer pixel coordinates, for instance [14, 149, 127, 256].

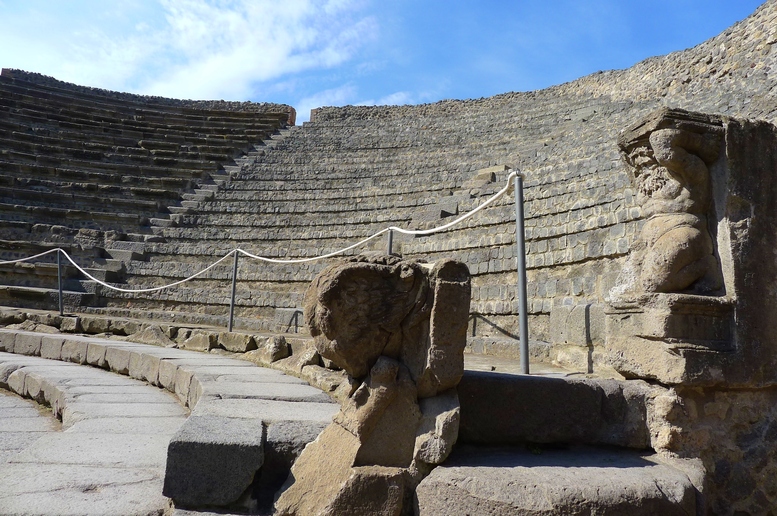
[0, 128, 247, 166]
[0, 77, 288, 135]
[0, 114, 264, 156]
[0, 352, 188, 515]
[0, 328, 338, 511]
[0, 103, 276, 151]
[1, 70, 292, 123]
[0, 319, 704, 514]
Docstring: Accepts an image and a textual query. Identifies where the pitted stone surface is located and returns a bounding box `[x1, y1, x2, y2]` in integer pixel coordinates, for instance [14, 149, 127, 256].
[0, 329, 340, 511]
[0, 352, 187, 516]
[0, 390, 59, 464]
[415, 445, 698, 515]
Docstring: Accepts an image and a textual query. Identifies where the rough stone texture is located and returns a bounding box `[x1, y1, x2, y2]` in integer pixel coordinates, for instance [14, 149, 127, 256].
[0, 5, 775, 513]
[616, 108, 724, 295]
[275, 255, 470, 515]
[458, 371, 656, 449]
[181, 330, 217, 352]
[163, 415, 265, 508]
[218, 331, 258, 353]
[0, 351, 188, 516]
[245, 335, 290, 363]
[604, 110, 777, 388]
[128, 324, 177, 347]
[415, 445, 698, 516]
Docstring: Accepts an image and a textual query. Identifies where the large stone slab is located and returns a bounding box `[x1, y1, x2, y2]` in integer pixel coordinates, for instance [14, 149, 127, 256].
[9, 433, 173, 468]
[164, 415, 265, 507]
[415, 445, 698, 515]
[458, 371, 655, 448]
[0, 463, 169, 516]
[192, 398, 338, 422]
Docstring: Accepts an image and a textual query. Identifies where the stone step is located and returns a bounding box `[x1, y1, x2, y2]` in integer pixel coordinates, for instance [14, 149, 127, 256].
[415, 445, 701, 515]
[0, 96, 280, 140]
[103, 248, 146, 262]
[2, 148, 212, 180]
[0, 329, 333, 512]
[0, 185, 170, 214]
[0, 351, 188, 515]
[0, 285, 96, 311]
[0, 261, 121, 284]
[0, 160, 197, 191]
[457, 371, 658, 449]
[0, 202, 148, 231]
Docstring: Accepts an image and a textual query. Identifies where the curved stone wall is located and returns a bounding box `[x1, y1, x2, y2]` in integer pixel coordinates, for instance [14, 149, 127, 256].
[1, 3, 776, 361]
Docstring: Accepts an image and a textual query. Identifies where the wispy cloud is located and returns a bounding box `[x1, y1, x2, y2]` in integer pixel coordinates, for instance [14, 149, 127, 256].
[296, 83, 359, 122]
[0, 0, 376, 101]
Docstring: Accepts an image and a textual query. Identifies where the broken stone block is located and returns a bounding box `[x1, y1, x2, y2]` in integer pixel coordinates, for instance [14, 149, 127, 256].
[261, 335, 290, 362]
[129, 325, 177, 347]
[218, 331, 257, 353]
[180, 331, 216, 352]
[59, 316, 81, 333]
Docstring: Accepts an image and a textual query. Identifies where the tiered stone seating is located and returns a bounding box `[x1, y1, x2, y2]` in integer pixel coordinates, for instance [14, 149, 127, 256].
[0, 69, 293, 310]
[2, 4, 776, 338]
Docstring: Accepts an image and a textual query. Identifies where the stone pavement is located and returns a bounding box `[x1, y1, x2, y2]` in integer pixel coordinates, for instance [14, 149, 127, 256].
[0, 352, 189, 516]
[0, 390, 60, 464]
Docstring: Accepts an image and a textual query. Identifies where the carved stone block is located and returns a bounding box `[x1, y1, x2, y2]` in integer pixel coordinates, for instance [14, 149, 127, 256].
[274, 255, 471, 515]
[606, 108, 777, 387]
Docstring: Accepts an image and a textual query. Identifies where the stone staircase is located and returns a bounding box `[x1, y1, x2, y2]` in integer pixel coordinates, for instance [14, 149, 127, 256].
[0, 69, 293, 315]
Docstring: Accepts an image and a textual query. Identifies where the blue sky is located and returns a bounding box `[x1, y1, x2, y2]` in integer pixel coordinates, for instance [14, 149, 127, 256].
[0, 0, 766, 122]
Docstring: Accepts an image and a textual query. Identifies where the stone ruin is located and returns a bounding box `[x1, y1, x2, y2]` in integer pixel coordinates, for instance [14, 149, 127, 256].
[0, 1, 776, 514]
[275, 255, 470, 515]
[605, 107, 777, 386]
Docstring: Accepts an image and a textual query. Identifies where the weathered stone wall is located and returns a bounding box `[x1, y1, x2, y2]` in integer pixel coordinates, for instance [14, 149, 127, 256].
[105, 1, 777, 347]
[2, 4, 775, 357]
[660, 386, 777, 513]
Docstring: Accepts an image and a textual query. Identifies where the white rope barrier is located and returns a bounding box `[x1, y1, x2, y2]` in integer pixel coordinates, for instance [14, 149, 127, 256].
[236, 170, 519, 264]
[1, 171, 520, 293]
[59, 249, 237, 294]
[0, 248, 61, 265]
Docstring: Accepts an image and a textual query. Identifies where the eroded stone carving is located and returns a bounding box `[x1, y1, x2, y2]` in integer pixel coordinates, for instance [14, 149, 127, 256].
[274, 255, 471, 515]
[616, 108, 724, 296]
[604, 109, 742, 385]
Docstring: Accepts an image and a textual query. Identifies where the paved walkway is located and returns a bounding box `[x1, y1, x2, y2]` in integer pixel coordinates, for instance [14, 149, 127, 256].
[0, 353, 188, 516]
[0, 390, 60, 464]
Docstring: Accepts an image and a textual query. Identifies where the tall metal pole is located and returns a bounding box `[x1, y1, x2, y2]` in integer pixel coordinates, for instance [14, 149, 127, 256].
[57, 249, 64, 316]
[387, 229, 394, 256]
[514, 172, 530, 374]
[228, 250, 239, 332]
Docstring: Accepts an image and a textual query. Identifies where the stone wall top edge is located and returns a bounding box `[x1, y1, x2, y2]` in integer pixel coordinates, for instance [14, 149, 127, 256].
[1, 68, 296, 119]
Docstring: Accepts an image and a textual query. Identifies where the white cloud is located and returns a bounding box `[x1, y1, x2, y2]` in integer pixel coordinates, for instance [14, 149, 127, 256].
[296, 84, 358, 122]
[0, 0, 376, 101]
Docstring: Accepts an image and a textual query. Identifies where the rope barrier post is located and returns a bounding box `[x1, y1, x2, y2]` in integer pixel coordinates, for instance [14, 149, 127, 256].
[513, 171, 530, 375]
[56, 249, 64, 316]
[387, 229, 394, 256]
[228, 251, 239, 332]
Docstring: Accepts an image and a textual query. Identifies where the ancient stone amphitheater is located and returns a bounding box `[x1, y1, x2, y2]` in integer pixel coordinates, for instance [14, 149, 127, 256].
[1, 2, 777, 515]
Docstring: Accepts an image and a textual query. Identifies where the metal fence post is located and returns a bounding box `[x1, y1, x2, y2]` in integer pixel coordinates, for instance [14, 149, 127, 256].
[228, 250, 239, 332]
[57, 249, 64, 316]
[514, 171, 530, 374]
[387, 229, 394, 255]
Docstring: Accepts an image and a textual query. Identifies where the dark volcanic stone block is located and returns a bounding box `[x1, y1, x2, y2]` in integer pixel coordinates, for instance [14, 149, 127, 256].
[163, 415, 265, 508]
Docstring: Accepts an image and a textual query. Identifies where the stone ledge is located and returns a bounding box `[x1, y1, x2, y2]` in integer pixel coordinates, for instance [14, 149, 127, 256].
[0, 328, 338, 510]
[415, 444, 702, 515]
